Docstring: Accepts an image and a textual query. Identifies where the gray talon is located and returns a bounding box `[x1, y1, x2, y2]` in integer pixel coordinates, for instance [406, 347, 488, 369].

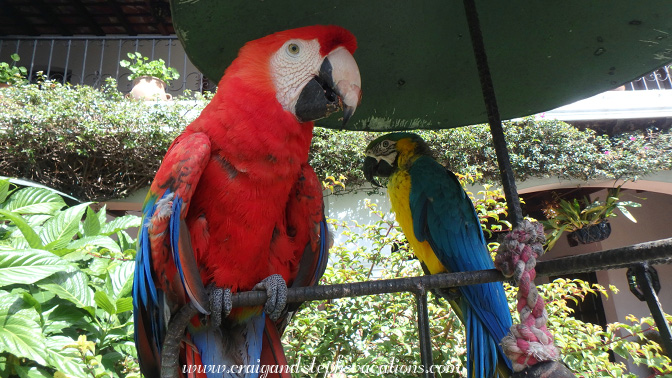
[209, 287, 232, 328]
[253, 274, 287, 321]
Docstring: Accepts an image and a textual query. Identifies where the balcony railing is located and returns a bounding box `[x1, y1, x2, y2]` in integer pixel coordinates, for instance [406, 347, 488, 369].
[623, 66, 672, 90]
[0, 36, 215, 95]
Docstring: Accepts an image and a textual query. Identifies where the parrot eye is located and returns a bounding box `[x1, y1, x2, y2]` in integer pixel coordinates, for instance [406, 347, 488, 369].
[382, 141, 390, 148]
[287, 43, 300, 55]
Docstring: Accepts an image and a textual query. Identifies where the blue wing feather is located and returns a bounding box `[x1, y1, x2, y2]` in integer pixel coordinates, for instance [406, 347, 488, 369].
[408, 156, 513, 377]
[132, 190, 170, 373]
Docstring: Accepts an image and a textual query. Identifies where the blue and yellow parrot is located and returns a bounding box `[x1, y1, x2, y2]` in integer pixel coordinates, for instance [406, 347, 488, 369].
[363, 132, 513, 378]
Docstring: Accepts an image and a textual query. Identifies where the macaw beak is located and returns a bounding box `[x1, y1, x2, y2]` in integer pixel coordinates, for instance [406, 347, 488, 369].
[295, 47, 362, 125]
[363, 156, 393, 188]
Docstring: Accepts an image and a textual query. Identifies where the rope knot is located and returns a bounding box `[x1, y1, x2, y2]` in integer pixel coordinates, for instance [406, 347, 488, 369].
[495, 220, 560, 372]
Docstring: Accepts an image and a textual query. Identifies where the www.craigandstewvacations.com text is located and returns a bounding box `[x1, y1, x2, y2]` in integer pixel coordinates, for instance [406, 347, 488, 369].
[182, 357, 461, 377]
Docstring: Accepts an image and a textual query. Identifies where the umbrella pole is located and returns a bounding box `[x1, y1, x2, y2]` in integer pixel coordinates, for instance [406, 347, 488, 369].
[461, 0, 522, 228]
[462, 0, 576, 377]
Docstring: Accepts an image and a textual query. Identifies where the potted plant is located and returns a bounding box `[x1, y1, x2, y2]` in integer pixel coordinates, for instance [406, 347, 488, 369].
[0, 53, 28, 87]
[542, 186, 641, 250]
[119, 52, 180, 100]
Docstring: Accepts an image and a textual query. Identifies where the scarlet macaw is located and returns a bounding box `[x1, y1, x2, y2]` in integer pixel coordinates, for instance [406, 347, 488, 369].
[133, 25, 361, 377]
[363, 133, 513, 378]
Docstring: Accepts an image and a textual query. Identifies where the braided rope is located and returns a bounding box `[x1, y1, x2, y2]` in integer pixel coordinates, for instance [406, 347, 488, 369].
[495, 220, 560, 372]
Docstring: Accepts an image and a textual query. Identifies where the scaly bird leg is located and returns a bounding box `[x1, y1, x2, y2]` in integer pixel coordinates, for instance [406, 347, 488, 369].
[253, 274, 287, 322]
[208, 286, 232, 329]
[433, 287, 462, 302]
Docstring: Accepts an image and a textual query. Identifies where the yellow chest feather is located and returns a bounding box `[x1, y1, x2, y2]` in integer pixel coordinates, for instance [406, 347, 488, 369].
[388, 171, 446, 275]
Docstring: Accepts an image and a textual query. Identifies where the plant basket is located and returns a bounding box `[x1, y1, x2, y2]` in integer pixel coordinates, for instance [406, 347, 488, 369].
[567, 220, 612, 247]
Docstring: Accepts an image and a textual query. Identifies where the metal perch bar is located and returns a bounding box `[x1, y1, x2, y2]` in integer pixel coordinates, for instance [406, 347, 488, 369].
[230, 237, 672, 308]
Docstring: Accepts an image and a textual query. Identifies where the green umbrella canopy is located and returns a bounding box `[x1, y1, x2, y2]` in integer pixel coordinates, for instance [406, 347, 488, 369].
[171, 1, 672, 131]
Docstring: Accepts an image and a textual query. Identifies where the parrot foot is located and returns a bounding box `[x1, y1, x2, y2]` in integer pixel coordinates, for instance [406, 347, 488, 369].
[433, 287, 461, 302]
[253, 274, 287, 322]
[208, 286, 232, 329]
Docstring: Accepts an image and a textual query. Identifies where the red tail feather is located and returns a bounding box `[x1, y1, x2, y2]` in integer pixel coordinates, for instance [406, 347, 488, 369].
[260, 316, 292, 378]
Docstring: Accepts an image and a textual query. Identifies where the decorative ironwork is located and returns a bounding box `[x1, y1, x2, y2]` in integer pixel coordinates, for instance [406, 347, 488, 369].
[624, 66, 672, 90]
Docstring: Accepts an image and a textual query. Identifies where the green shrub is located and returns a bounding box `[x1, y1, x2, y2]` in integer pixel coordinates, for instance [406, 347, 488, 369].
[1, 82, 671, 201]
[0, 78, 211, 201]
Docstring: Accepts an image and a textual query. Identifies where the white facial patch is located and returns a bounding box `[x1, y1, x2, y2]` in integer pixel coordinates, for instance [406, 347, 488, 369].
[270, 39, 323, 112]
[366, 140, 398, 166]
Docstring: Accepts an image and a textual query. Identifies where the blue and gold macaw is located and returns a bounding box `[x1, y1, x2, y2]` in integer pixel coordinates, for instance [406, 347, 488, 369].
[363, 132, 513, 378]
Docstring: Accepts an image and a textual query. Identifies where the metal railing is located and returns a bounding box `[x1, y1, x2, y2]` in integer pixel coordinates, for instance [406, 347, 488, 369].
[623, 66, 672, 90]
[0, 36, 214, 95]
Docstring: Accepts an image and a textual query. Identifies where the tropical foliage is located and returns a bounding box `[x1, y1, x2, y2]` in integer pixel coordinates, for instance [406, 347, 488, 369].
[0, 179, 141, 377]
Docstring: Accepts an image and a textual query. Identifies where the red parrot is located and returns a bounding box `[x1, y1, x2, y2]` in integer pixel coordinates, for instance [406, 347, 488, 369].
[132, 25, 361, 377]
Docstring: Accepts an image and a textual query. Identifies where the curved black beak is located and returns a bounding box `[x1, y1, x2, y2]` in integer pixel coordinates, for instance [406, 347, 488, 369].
[295, 48, 361, 125]
[363, 156, 394, 188]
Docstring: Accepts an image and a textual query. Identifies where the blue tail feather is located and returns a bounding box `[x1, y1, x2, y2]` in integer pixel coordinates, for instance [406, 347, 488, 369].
[191, 314, 266, 378]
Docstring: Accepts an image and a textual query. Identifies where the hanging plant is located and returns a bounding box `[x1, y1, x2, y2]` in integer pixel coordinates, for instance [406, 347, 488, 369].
[542, 185, 641, 250]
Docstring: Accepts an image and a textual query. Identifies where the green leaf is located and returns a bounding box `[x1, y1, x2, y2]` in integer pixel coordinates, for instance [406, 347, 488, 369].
[115, 297, 133, 314]
[616, 205, 638, 223]
[82, 206, 101, 237]
[67, 235, 121, 254]
[43, 305, 89, 335]
[100, 214, 141, 236]
[0, 249, 70, 286]
[0, 291, 40, 323]
[45, 336, 89, 378]
[0, 210, 43, 249]
[94, 291, 116, 315]
[96, 204, 107, 227]
[14, 366, 51, 378]
[0, 180, 10, 204]
[86, 257, 112, 276]
[23, 214, 53, 228]
[37, 270, 95, 310]
[116, 230, 136, 253]
[1, 187, 65, 215]
[108, 261, 135, 300]
[0, 309, 48, 365]
[40, 203, 91, 251]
